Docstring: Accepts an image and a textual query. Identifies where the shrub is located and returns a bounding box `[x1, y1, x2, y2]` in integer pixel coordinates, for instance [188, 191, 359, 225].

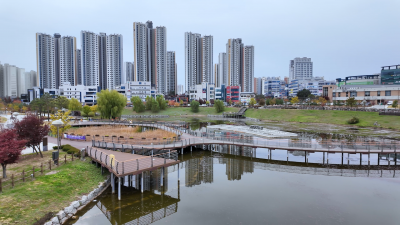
[88, 112, 95, 117]
[214, 100, 225, 113]
[347, 117, 360, 124]
[190, 100, 200, 113]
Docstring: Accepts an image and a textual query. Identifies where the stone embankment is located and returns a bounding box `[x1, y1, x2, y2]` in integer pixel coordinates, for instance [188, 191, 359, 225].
[44, 176, 110, 225]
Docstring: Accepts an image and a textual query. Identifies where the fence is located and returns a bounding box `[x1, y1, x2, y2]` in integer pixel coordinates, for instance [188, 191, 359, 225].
[262, 105, 398, 112]
[88, 148, 178, 176]
[121, 115, 170, 118]
[0, 154, 79, 192]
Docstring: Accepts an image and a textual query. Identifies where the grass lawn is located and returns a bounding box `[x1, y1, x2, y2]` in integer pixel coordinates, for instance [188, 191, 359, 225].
[0, 152, 107, 224]
[122, 106, 240, 116]
[245, 108, 400, 129]
[0, 116, 7, 123]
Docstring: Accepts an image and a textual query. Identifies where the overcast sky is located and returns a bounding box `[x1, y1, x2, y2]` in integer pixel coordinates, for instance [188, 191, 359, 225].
[1, 0, 400, 85]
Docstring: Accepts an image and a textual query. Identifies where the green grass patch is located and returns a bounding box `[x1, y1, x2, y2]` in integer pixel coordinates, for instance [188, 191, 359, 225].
[245, 108, 400, 129]
[0, 160, 107, 224]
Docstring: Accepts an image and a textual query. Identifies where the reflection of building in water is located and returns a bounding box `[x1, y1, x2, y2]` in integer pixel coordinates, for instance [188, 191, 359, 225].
[290, 150, 309, 157]
[288, 138, 312, 149]
[214, 145, 256, 158]
[218, 157, 254, 181]
[185, 156, 214, 187]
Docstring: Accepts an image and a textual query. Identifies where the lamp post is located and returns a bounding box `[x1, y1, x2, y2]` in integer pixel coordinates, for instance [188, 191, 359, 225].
[52, 119, 63, 164]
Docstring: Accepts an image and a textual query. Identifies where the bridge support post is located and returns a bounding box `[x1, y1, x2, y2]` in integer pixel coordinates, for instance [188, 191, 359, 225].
[360, 153, 362, 166]
[178, 163, 180, 181]
[368, 153, 370, 167]
[161, 167, 164, 187]
[348, 153, 350, 166]
[141, 172, 144, 193]
[327, 152, 329, 165]
[287, 150, 289, 163]
[111, 173, 115, 194]
[181, 148, 183, 155]
[341, 153, 343, 165]
[118, 177, 121, 200]
[190, 146, 192, 152]
[323, 152, 325, 165]
[378, 153, 380, 165]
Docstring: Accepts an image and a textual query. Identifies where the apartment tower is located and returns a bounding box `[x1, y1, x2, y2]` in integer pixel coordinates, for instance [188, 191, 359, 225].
[36, 33, 56, 89]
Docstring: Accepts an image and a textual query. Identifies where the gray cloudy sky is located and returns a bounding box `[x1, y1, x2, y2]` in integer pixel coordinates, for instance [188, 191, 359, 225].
[1, 0, 400, 85]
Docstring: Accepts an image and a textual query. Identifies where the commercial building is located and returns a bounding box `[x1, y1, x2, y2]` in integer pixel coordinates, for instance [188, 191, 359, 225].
[327, 85, 400, 105]
[289, 57, 313, 81]
[226, 86, 240, 103]
[336, 75, 380, 87]
[59, 82, 100, 105]
[185, 32, 213, 92]
[27, 87, 59, 102]
[215, 84, 226, 102]
[116, 81, 152, 102]
[381, 65, 400, 85]
[262, 77, 282, 97]
[239, 92, 256, 105]
[166, 51, 177, 95]
[188, 82, 215, 102]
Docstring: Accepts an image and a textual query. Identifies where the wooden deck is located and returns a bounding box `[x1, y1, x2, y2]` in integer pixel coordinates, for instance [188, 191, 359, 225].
[88, 147, 179, 177]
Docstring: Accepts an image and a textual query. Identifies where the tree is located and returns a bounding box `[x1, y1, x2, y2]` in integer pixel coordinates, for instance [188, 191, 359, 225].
[346, 97, 357, 107]
[90, 105, 98, 113]
[151, 98, 160, 113]
[97, 90, 127, 119]
[255, 94, 266, 102]
[291, 97, 299, 105]
[214, 100, 225, 113]
[190, 100, 200, 113]
[297, 89, 311, 100]
[318, 97, 327, 106]
[14, 114, 50, 158]
[50, 110, 73, 137]
[55, 96, 70, 110]
[145, 96, 153, 111]
[68, 98, 82, 111]
[275, 99, 284, 105]
[0, 129, 27, 178]
[131, 96, 145, 113]
[30, 98, 45, 117]
[40, 93, 55, 121]
[258, 99, 265, 106]
[22, 106, 28, 113]
[206, 100, 210, 106]
[156, 95, 167, 110]
[269, 99, 276, 105]
[392, 100, 398, 109]
[235, 101, 242, 107]
[82, 105, 91, 118]
[179, 100, 184, 106]
[249, 98, 256, 107]
[228, 99, 232, 106]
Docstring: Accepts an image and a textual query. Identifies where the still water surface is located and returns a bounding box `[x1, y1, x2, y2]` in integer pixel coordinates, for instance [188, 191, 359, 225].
[69, 148, 400, 225]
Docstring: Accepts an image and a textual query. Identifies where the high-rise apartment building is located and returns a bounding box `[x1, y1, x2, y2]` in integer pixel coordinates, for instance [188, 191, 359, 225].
[214, 64, 219, 87]
[184, 32, 213, 92]
[105, 34, 123, 90]
[125, 62, 134, 82]
[226, 38, 243, 88]
[98, 33, 107, 90]
[81, 31, 99, 87]
[243, 46, 254, 92]
[133, 21, 168, 93]
[54, 33, 61, 88]
[0, 63, 3, 95]
[289, 57, 313, 81]
[155, 26, 167, 94]
[2, 64, 18, 97]
[201, 35, 213, 83]
[36, 33, 56, 89]
[76, 49, 82, 85]
[166, 51, 177, 95]
[59, 36, 77, 86]
[25, 70, 37, 90]
[218, 53, 228, 87]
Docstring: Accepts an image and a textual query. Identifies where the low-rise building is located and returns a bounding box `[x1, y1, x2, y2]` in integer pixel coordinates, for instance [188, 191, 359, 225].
[226, 86, 240, 103]
[240, 92, 255, 105]
[188, 82, 215, 102]
[27, 87, 59, 102]
[59, 82, 100, 105]
[215, 84, 226, 102]
[381, 65, 400, 85]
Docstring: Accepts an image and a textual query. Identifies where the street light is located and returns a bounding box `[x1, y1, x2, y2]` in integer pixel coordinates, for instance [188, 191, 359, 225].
[52, 119, 63, 165]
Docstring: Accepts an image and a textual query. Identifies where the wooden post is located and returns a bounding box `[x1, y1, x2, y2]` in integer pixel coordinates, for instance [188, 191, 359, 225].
[49, 160, 51, 170]
[0, 178, 2, 193]
[64, 155, 66, 164]
[72, 154, 74, 161]
[22, 170, 25, 182]
[12, 174, 14, 188]
[41, 163, 43, 175]
[32, 166, 35, 178]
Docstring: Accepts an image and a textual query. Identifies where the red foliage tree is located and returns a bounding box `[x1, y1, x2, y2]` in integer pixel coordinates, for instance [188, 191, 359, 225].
[0, 129, 27, 178]
[13, 114, 50, 158]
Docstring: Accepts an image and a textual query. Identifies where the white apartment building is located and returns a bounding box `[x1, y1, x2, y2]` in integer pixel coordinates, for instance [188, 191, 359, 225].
[155, 27, 167, 94]
[2, 64, 18, 97]
[177, 84, 184, 95]
[81, 31, 99, 87]
[25, 70, 37, 91]
[289, 57, 313, 81]
[76, 49, 82, 85]
[201, 35, 213, 83]
[216, 52, 227, 88]
[125, 62, 134, 82]
[59, 82, 99, 105]
[188, 82, 215, 102]
[166, 51, 177, 95]
[116, 81, 152, 102]
[59, 36, 77, 86]
[243, 46, 254, 92]
[98, 33, 107, 90]
[36, 33, 56, 89]
[226, 38, 243, 88]
[133, 22, 150, 82]
[106, 34, 124, 90]
[185, 32, 201, 92]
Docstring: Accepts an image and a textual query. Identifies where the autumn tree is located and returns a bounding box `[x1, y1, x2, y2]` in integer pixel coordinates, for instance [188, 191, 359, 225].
[346, 97, 357, 107]
[90, 105, 98, 113]
[50, 110, 73, 137]
[13, 114, 50, 158]
[318, 97, 327, 106]
[291, 97, 299, 105]
[0, 129, 27, 178]
[249, 98, 257, 107]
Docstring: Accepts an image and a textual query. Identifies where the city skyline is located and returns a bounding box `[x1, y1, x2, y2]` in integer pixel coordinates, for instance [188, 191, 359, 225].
[1, 0, 400, 88]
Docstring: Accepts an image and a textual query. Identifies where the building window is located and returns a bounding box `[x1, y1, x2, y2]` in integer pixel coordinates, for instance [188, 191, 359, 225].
[365, 91, 370, 97]
[385, 90, 391, 96]
[377, 91, 381, 96]
[338, 92, 341, 97]
[333, 92, 336, 97]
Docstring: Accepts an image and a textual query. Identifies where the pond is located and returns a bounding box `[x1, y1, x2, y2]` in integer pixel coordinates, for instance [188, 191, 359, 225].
[67, 120, 400, 225]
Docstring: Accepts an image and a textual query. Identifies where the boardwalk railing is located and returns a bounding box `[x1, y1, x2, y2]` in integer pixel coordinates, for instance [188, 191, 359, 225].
[88, 148, 178, 177]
